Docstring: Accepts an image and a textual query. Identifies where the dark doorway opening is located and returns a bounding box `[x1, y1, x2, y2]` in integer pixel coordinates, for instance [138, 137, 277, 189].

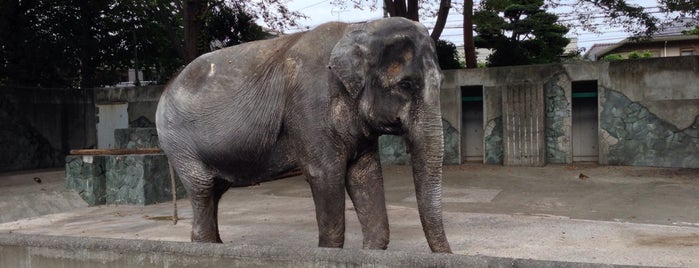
[461, 85, 484, 163]
[571, 80, 599, 162]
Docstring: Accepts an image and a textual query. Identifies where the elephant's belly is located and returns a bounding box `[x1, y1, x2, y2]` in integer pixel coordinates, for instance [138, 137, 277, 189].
[210, 140, 299, 187]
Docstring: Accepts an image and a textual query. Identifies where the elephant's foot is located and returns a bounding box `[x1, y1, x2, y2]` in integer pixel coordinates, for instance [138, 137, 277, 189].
[191, 230, 223, 243]
[318, 238, 344, 248]
[318, 226, 345, 248]
[362, 234, 389, 250]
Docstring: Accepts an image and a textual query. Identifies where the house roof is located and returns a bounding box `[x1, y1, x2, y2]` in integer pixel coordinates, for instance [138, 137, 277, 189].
[655, 17, 697, 37]
[588, 18, 699, 60]
[593, 35, 699, 59]
[584, 43, 616, 60]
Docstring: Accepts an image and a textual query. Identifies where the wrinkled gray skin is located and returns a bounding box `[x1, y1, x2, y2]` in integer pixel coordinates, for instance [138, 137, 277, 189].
[155, 17, 450, 253]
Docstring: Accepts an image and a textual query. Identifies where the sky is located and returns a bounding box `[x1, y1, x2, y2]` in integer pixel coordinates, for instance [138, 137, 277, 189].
[275, 0, 664, 52]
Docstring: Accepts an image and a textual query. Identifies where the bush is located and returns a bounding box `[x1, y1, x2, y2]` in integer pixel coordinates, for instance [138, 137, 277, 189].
[627, 50, 652, 59]
[603, 54, 624, 61]
[436, 40, 464, 69]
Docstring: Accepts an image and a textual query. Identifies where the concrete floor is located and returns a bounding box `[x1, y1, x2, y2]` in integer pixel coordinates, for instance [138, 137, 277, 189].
[1, 164, 698, 267]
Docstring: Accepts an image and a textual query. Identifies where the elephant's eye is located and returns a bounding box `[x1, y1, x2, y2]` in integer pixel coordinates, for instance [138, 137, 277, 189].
[397, 79, 415, 91]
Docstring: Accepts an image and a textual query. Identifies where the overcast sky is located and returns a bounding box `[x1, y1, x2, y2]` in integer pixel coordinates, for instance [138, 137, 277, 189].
[280, 0, 663, 52]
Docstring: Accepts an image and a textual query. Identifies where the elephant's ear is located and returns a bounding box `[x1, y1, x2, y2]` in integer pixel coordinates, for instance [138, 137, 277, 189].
[329, 28, 369, 98]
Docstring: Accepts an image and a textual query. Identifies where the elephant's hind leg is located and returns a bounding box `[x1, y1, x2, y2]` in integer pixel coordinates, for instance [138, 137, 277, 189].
[346, 147, 389, 250]
[175, 160, 231, 243]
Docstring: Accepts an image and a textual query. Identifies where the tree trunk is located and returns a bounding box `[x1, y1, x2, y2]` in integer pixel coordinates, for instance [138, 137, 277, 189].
[463, 0, 477, 68]
[430, 0, 451, 43]
[383, 0, 419, 21]
[183, 0, 207, 63]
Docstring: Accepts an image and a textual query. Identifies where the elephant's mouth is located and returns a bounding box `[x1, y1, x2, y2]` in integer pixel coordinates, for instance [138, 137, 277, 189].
[372, 117, 404, 136]
[386, 117, 406, 135]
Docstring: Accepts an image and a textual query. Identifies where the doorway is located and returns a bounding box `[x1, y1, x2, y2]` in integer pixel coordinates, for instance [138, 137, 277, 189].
[571, 80, 599, 162]
[96, 103, 129, 149]
[461, 85, 484, 163]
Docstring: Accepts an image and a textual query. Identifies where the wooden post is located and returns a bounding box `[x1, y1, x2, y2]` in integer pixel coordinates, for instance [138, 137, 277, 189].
[70, 148, 162, 155]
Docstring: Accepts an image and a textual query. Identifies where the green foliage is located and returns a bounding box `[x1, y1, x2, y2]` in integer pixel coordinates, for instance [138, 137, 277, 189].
[0, 1, 279, 88]
[626, 50, 652, 59]
[602, 54, 624, 61]
[435, 40, 464, 70]
[683, 26, 699, 35]
[473, 0, 570, 67]
[602, 50, 652, 61]
[204, 6, 271, 51]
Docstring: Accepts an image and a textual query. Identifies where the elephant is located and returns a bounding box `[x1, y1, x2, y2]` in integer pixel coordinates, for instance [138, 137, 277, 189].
[155, 17, 451, 253]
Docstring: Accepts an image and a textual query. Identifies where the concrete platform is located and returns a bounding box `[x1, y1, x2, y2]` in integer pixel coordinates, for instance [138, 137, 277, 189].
[1, 164, 698, 267]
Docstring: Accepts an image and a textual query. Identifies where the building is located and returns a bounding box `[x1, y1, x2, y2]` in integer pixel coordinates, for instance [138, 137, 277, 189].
[586, 19, 699, 61]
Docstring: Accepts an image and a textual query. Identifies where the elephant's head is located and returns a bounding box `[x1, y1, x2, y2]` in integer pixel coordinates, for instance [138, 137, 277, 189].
[329, 17, 450, 253]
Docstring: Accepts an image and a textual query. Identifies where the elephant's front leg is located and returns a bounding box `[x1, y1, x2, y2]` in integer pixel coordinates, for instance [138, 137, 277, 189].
[346, 146, 390, 250]
[305, 164, 348, 248]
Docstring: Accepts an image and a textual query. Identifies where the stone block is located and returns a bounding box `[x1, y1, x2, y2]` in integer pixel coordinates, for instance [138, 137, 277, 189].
[105, 154, 185, 205]
[379, 119, 461, 165]
[114, 128, 159, 149]
[379, 135, 410, 165]
[65, 155, 107, 206]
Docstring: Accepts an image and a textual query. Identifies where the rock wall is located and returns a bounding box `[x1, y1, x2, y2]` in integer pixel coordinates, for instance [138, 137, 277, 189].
[443, 56, 699, 168]
[114, 128, 159, 149]
[65, 155, 107, 206]
[379, 119, 461, 165]
[600, 89, 699, 168]
[483, 117, 503, 164]
[544, 75, 572, 164]
[0, 87, 96, 172]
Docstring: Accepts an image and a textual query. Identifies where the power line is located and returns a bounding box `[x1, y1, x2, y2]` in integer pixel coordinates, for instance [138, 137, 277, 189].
[295, 0, 331, 11]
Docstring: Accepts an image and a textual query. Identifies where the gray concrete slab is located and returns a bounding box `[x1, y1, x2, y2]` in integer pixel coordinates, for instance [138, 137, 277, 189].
[1, 164, 698, 267]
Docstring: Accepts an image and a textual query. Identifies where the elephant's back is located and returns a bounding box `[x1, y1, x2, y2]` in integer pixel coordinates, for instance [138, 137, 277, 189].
[155, 43, 293, 163]
[155, 24, 348, 165]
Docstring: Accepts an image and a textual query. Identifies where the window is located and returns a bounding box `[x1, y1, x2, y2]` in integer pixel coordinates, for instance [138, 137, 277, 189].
[681, 48, 695, 56]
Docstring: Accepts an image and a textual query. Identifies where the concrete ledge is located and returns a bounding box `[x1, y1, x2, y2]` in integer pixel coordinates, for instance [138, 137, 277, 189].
[0, 233, 663, 268]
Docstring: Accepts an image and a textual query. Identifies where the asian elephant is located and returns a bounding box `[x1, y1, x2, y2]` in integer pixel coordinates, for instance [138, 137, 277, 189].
[155, 17, 451, 253]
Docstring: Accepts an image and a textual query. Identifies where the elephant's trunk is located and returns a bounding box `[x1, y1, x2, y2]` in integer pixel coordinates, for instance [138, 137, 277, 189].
[406, 88, 451, 253]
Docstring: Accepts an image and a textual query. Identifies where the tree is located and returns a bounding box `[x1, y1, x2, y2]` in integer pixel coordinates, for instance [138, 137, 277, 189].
[683, 26, 699, 35]
[473, 0, 570, 67]
[435, 40, 463, 69]
[0, 0, 97, 88]
[462, 0, 477, 68]
[0, 0, 286, 88]
[458, 0, 698, 69]
[205, 5, 272, 51]
[179, 0, 305, 62]
[332, 0, 452, 43]
[549, 0, 698, 37]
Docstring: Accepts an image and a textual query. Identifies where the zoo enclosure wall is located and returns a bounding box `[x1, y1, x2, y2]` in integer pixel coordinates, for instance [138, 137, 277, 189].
[1, 56, 698, 171]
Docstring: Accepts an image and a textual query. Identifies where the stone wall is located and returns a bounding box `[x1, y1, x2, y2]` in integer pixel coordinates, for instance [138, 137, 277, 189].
[94, 86, 164, 128]
[65, 154, 185, 206]
[5, 57, 698, 171]
[0, 87, 96, 172]
[115, 128, 159, 149]
[379, 119, 460, 165]
[0, 85, 162, 172]
[65, 155, 107, 206]
[544, 75, 572, 164]
[599, 87, 699, 168]
[442, 56, 699, 168]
